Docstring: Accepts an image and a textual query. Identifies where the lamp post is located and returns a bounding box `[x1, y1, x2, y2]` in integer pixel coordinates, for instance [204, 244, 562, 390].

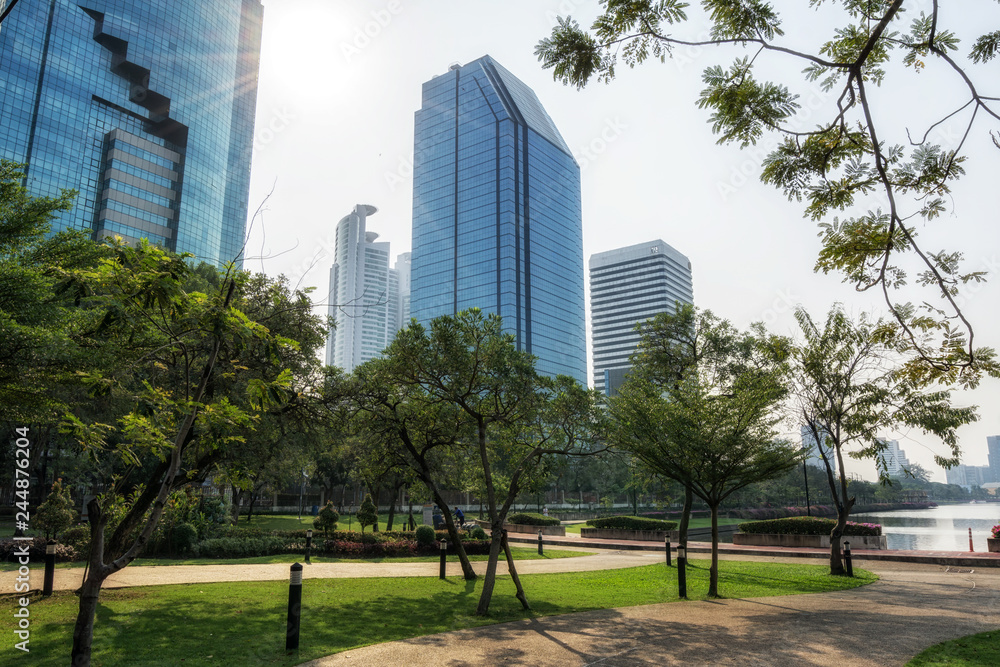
[298, 469, 308, 520]
[677, 544, 687, 598]
[843, 540, 853, 577]
[305, 529, 313, 565]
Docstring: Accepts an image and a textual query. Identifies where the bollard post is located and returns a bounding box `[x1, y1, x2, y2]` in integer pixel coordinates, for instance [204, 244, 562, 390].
[43, 540, 56, 597]
[843, 541, 854, 577]
[305, 529, 313, 565]
[969, 527, 974, 552]
[677, 544, 687, 598]
[537, 529, 543, 556]
[665, 536, 671, 566]
[286, 563, 303, 651]
[439, 539, 447, 580]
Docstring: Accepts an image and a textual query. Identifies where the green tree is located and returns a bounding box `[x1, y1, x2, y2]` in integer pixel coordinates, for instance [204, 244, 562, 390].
[35, 478, 77, 539]
[313, 501, 339, 536]
[609, 305, 801, 596]
[793, 305, 978, 574]
[356, 493, 378, 533]
[536, 1, 1000, 384]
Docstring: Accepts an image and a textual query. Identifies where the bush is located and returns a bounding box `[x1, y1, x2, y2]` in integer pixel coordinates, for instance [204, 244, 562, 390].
[34, 479, 76, 539]
[192, 536, 298, 559]
[507, 512, 560, 527]
[415, 525, 436, 546]
[313, 501, 339, 535]
[61, 524, 91, 560]
[470, 526, 487, 540]
[0, 537, 77, 563]
[357, 494, 378, 533]
[586, 516, 678, 531]
[172, 522, 199, 555]
[738, 516, 882, 536]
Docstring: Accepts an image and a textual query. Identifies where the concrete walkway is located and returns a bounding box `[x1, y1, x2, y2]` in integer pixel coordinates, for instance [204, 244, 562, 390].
[2, 546, 652, 592]
[302, 559, 1000, 666]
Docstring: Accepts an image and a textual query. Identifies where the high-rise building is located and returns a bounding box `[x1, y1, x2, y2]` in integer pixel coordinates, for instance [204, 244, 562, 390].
[987, 435, 1000, 483]
[409, 56, 587, 384]
[800, 425, 839, 475]
[589, 240, 694, 395]
[0, 0, 263, 266]
[326, 205, 404, 373]
[881, 439, 910, 478]
[395, 252, 412, 329]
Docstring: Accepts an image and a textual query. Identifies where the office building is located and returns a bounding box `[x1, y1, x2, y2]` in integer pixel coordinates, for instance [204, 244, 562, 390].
[800, 425, 839, 475]
[882, 439, 910, 478]
[987, 435, 1000, 483]
[0, 0, 263, 266]
[326, 205, 406, 372]
[590, 240, 693, 395]
[409, 56, 587, 384]
[395, 251, 412, 329]
[946, 463, 991, 489]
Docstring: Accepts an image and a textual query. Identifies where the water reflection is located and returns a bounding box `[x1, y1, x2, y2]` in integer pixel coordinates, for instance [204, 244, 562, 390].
[853, 502, 999, 551]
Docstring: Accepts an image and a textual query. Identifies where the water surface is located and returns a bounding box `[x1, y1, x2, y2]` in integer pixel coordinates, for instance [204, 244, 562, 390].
[853, 502, 999, 551]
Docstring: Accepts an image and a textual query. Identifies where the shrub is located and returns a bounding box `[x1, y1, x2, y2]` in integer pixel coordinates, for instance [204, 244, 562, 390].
[586, 516, 678, 531]
[507, 512, 560, 527]
[172, 522, 199, 555]
[357, 494, 378, 533]
[991, 524, 1000, 539]
[61, 524, 91, 560]
[470, 526, 487, 540]
[192, 536, 298, 559]
[415, 525, 436, 546]
[313, 501, 339, 535]
[1, 537, 77, 563]
[35, 479, 76, 539]
[738, 516, 881, 536]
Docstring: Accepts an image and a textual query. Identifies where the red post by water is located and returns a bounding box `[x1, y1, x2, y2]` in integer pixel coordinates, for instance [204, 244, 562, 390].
[969, 527, 974, 552]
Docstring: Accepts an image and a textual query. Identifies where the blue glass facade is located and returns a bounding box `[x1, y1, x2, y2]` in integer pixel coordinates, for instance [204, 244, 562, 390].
[410, 56, 587, 384]
[0, 0, 262, 267]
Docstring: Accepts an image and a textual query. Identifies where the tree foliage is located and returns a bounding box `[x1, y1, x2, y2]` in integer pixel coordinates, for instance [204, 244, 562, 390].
[35, 478, 77, 539]
[536, 1, 1000, 385]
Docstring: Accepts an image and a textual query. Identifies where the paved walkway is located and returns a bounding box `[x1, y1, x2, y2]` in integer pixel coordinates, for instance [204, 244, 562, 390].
[303, 559, 1000, 666]
[2, 546, 649, 592]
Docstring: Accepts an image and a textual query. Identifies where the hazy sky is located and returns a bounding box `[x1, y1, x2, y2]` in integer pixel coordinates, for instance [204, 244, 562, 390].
[245, 1, 1000, 483]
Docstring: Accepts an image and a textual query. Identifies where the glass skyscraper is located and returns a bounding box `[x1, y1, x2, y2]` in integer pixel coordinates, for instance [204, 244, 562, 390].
[0, 0, 263, 267]
[410, 55, 587, 384]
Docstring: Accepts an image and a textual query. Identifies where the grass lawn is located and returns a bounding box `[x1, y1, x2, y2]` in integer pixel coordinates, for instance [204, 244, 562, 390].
[561, 516, 743, 534]
[906, 629, 1000, 665]
[1, 547, 591, 571]
[0, 559, 876, 666]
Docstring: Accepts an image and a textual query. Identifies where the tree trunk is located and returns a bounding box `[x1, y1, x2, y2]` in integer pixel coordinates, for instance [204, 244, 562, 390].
[502, 530, 530, 610]
[476, 525, 506, 615]
[829, 497, 855, 575]
[709, 502, 720, 597]
[429, 487, 476, 580]
[70, 570, 106, 666]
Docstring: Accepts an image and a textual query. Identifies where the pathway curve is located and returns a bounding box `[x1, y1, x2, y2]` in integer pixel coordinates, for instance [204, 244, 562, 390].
[302, 559, 1000, 667]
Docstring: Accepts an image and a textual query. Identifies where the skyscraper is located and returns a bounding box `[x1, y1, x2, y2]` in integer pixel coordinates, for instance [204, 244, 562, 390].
[987, 435, 1000, 483]
[800, 425, 839, 475]
[410, 56, 587, 384]
[589, 240, 694, 395]
[325, 205, 403, 373]
[881, 439, 910, 478]
[0, 0, 263, 266]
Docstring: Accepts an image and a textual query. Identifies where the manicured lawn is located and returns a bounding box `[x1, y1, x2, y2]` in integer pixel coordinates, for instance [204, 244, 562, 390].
[907, 629, 1000, 665]
[236, 513, 420, 532]
[1, 547, 590, 572]
[1, 559, 876, 666]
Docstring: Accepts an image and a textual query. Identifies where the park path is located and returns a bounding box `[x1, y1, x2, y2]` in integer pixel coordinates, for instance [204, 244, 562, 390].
[2, 546, 655, 593]
[302, 559, 1000, 666]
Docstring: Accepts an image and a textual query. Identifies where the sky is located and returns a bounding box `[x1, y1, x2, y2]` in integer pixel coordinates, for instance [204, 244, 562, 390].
[244, 0, 1000, 483]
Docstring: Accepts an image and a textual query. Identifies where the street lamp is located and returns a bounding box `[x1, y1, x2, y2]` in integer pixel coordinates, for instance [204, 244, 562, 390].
[298, 469, 308, 520]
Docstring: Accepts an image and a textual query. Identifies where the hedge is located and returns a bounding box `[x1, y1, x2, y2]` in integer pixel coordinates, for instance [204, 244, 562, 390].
[1, 537, 78, 563]
[507, 512, 560, 526]
[728, 502, 936, 520]
[738, 516, 882, 536]
[586, 516, 678, 531]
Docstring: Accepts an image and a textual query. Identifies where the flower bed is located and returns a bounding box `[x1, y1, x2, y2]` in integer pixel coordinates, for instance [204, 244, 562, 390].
[734, 516, 886, 550]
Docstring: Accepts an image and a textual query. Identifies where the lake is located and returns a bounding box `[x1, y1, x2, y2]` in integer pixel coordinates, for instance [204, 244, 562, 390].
[853, 502, 1000, 551]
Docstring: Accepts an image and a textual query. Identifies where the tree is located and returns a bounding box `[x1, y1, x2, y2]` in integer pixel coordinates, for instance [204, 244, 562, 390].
[536, 1, 1000, 384]
[57, 242, 317, 666]
[314, 501, 339, 536]
[35, 478, 77, 539]
[609, 304, 801, 596]
[793, 304, 978, 574]
[347, 310, 603, 615]
[356, 493, 378, 533]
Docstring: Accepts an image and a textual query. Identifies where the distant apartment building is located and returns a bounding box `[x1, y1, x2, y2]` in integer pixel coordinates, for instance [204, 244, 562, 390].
[946, 463, 992, 489]
[799, 425, 839, 474]
[325, 205, 404, 372]
[987, 435, 1000, 483]
[589, 240, 693, 395]
[882, 439, 910, 478]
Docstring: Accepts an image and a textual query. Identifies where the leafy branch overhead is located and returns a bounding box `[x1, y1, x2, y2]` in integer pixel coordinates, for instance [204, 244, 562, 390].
[536, 1, 1000, 385]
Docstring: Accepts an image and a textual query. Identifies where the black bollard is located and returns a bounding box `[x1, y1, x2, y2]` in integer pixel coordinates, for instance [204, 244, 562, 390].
[665, 537, 671, 566]
[439, 539, 447, 580]
[43, 540, 55, 597]
[286, 563, 303, 651]
[843, 541, 854, 577]
[677, 544, 687, 598]
[305, 529, 312, 565]
[537, 530, 543, 556]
